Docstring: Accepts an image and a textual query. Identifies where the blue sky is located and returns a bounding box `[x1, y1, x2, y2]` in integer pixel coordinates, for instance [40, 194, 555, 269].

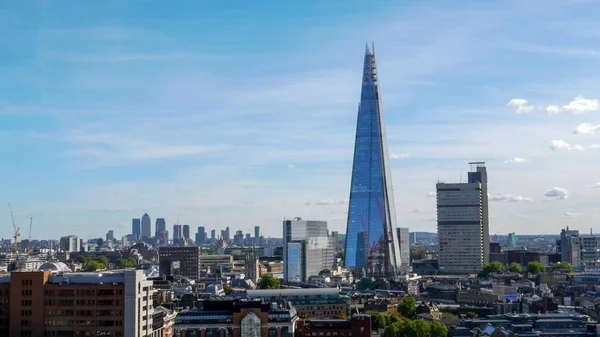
[2, 0, 600, 240]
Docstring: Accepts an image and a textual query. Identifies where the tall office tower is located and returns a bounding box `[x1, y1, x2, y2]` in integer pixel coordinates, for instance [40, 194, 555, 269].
[283, 217, 335, 283]
[183, 224, 190, 240]
[173, 224, 182, 245]
[344, 44, 401, 279]
[436, 162, 489, 274]
[132, 218, 141, 240]
[331, 231, 340, 252]
[560, 227, 580, 266]
[396, 227, 411, 274]
[105, 230, 114, 243]
[221, 227, 231, 242]
[196, 226, 206, 245]
[59, 235, 80, 252]
[254, 226, 260, 240]
[141, 213, 151, 239]
[155, 218, 166, 237]
[507, 232, 517, 247]
[210, 229, 216, 241]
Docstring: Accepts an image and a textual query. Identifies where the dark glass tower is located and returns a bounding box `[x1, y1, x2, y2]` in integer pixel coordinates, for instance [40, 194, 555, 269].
[344, 44, 401, 278]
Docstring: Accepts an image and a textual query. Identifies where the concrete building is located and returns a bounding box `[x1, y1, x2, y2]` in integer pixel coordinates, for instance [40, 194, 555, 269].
[182, 225, 190, 241]
[396, 227, 411, 274]
[158, 246, 201, 281]
[436, 162, 489, 274]
[155, 218, 166, 237]
[295, 316, 371, 337]
[0, 269, 153, 336]
[560, 227, 581, 266]
[172, 225, 182, 245]
[283, 218, 335, 283]
[132, 218, 141, 240]
[59, 235, 80, 252]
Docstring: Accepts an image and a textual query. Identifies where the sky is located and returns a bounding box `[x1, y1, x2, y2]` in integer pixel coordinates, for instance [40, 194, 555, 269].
[2, 0, 600, 240]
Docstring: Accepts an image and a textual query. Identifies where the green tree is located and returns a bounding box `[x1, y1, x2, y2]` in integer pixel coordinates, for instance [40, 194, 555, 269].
[223, 284, 232, 295]
[400, 320, 419, 337]
[552, 262, 573, 273]
[0, 270, 8, 274]
[414, 320, 430, 337]
[478, 261, 505, 277]
[116, 258, 137, 268]
[257, 275, 280, 289]
[410, 246, 427, 261]
[508, 262, 522, 273]
[430, 321, 449, 337]
[527, 261, 546, 274]
[466, 311, 478, 318]
[398, 297, 417, 319]
[83, 260, 105, 272]
[367, 312, 386, 331]
[383, 321, 402, 337]
[95, 256, 109, 267]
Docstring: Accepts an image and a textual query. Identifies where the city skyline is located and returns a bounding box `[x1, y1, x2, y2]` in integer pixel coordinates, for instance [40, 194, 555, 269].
[3, 1, 600, 239]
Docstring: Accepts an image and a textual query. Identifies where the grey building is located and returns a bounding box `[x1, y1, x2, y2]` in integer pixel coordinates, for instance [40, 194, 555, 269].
[254, 226, 260, 240]
[158, 246, 202, 281]
[141, 213, 151, 239]
[155, 218, 166, 237]
[396, 227, 411, 274]
[436, 162, 489, 274]
[173, 224, 182, 245]
[59, 235, 80, 252]
[283, 217, 335, 283]
[183, 224, 190, 240]
[132, 218, 141, 240]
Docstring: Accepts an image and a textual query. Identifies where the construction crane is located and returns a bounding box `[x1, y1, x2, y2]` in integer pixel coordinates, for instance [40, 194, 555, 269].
[8, 203, 20, 254]
[27, 217, 33, 257]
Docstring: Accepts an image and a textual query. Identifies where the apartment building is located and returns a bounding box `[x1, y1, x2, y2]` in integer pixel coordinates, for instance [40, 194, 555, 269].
[0, 269, 153, 337]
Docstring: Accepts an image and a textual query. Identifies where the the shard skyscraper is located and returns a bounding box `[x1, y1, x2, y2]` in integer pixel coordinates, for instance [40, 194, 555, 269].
[344, 44, 401, 279]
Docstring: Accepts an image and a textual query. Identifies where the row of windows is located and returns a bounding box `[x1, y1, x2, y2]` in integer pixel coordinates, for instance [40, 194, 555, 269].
[44, 310, 123, 317]
[45, 320, 123, 327]
[45, 300, 120, 306]
[45, 289, 122, 297]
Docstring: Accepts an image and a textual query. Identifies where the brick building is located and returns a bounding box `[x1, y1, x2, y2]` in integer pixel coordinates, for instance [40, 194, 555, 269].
[295, 315, 371, 337]
[0, 269, 153, 337]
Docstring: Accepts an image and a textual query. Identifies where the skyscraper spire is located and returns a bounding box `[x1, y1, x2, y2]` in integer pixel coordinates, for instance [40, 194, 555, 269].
[344, 44, 402, 279]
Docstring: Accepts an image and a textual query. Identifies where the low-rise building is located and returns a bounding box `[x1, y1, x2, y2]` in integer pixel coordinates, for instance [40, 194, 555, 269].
[246, 288, 350, 319]
[295, 315, 371, 337]
[173, 298, 298, 337]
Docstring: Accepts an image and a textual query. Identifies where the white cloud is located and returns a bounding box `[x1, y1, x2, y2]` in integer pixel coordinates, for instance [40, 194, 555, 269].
[590, 144, 600, 149]
[390, 153, 410, 160]
[426, 192, 436, 197]
[488, 194, 533, 202]
[507, 98, 534, 114]
[287, 163, 296, 169]
[547, 96, 600, 115]
[573, 123, 600, 135]
[564, 211, 582, 217]
[503, 157, 529, 164]
[549, 140, 585, 152]
[591, 183, 600, 188]
[545, 105, 560, 115]
[544, 187, 569, 199]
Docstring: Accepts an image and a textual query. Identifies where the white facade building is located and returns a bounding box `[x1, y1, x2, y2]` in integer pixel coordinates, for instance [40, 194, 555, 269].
[59, 235, 80, 252]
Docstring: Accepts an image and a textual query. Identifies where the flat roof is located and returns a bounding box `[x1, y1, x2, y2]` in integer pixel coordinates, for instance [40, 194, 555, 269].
[247, 288, 339, 297]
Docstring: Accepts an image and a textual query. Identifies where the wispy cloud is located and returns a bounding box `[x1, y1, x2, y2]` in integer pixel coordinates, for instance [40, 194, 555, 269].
[426, 192, 436, 197]
[390, 153, 410, 160]
[306, 199, 347, 206]
[549, 140, 585, 152]
[573, 123, 600, 135]
[503, 157, 529, 164]
[591, 183, 600, 188]
[489, 194, 533, 202]
[564, 211, 582, 217]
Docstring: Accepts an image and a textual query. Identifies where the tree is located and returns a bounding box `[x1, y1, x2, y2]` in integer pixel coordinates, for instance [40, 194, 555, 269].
[398, 297, 417, 319]
[257, 275, 280, 289]
[367, 312, 386, 331]
[478, 261, 505, 277]
[552, 262, 573, 273]
[466, 311, 478, 318]
[83, 260, 105, 272]
[508, 262, 522, 273]
[430, 321, 449, 337]
[400, 320, 419, 337]
[410, 246, 427, 261]
[413, 320, 430, 337]
[95, 256, 109, 267]
[0, 270, 8, 274]
[527, 261, 546, 274]
[116, 258, 137, 268]
[383, 321, 402, 337]
[223, 284, 232, 295]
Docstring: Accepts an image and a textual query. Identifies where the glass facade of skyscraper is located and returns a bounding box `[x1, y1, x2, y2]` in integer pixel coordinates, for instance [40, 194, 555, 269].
[344, 45, 401, 278]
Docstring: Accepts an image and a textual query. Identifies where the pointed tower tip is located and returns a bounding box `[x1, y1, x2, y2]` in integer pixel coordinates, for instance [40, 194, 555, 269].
[365, 42, 370, 55]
